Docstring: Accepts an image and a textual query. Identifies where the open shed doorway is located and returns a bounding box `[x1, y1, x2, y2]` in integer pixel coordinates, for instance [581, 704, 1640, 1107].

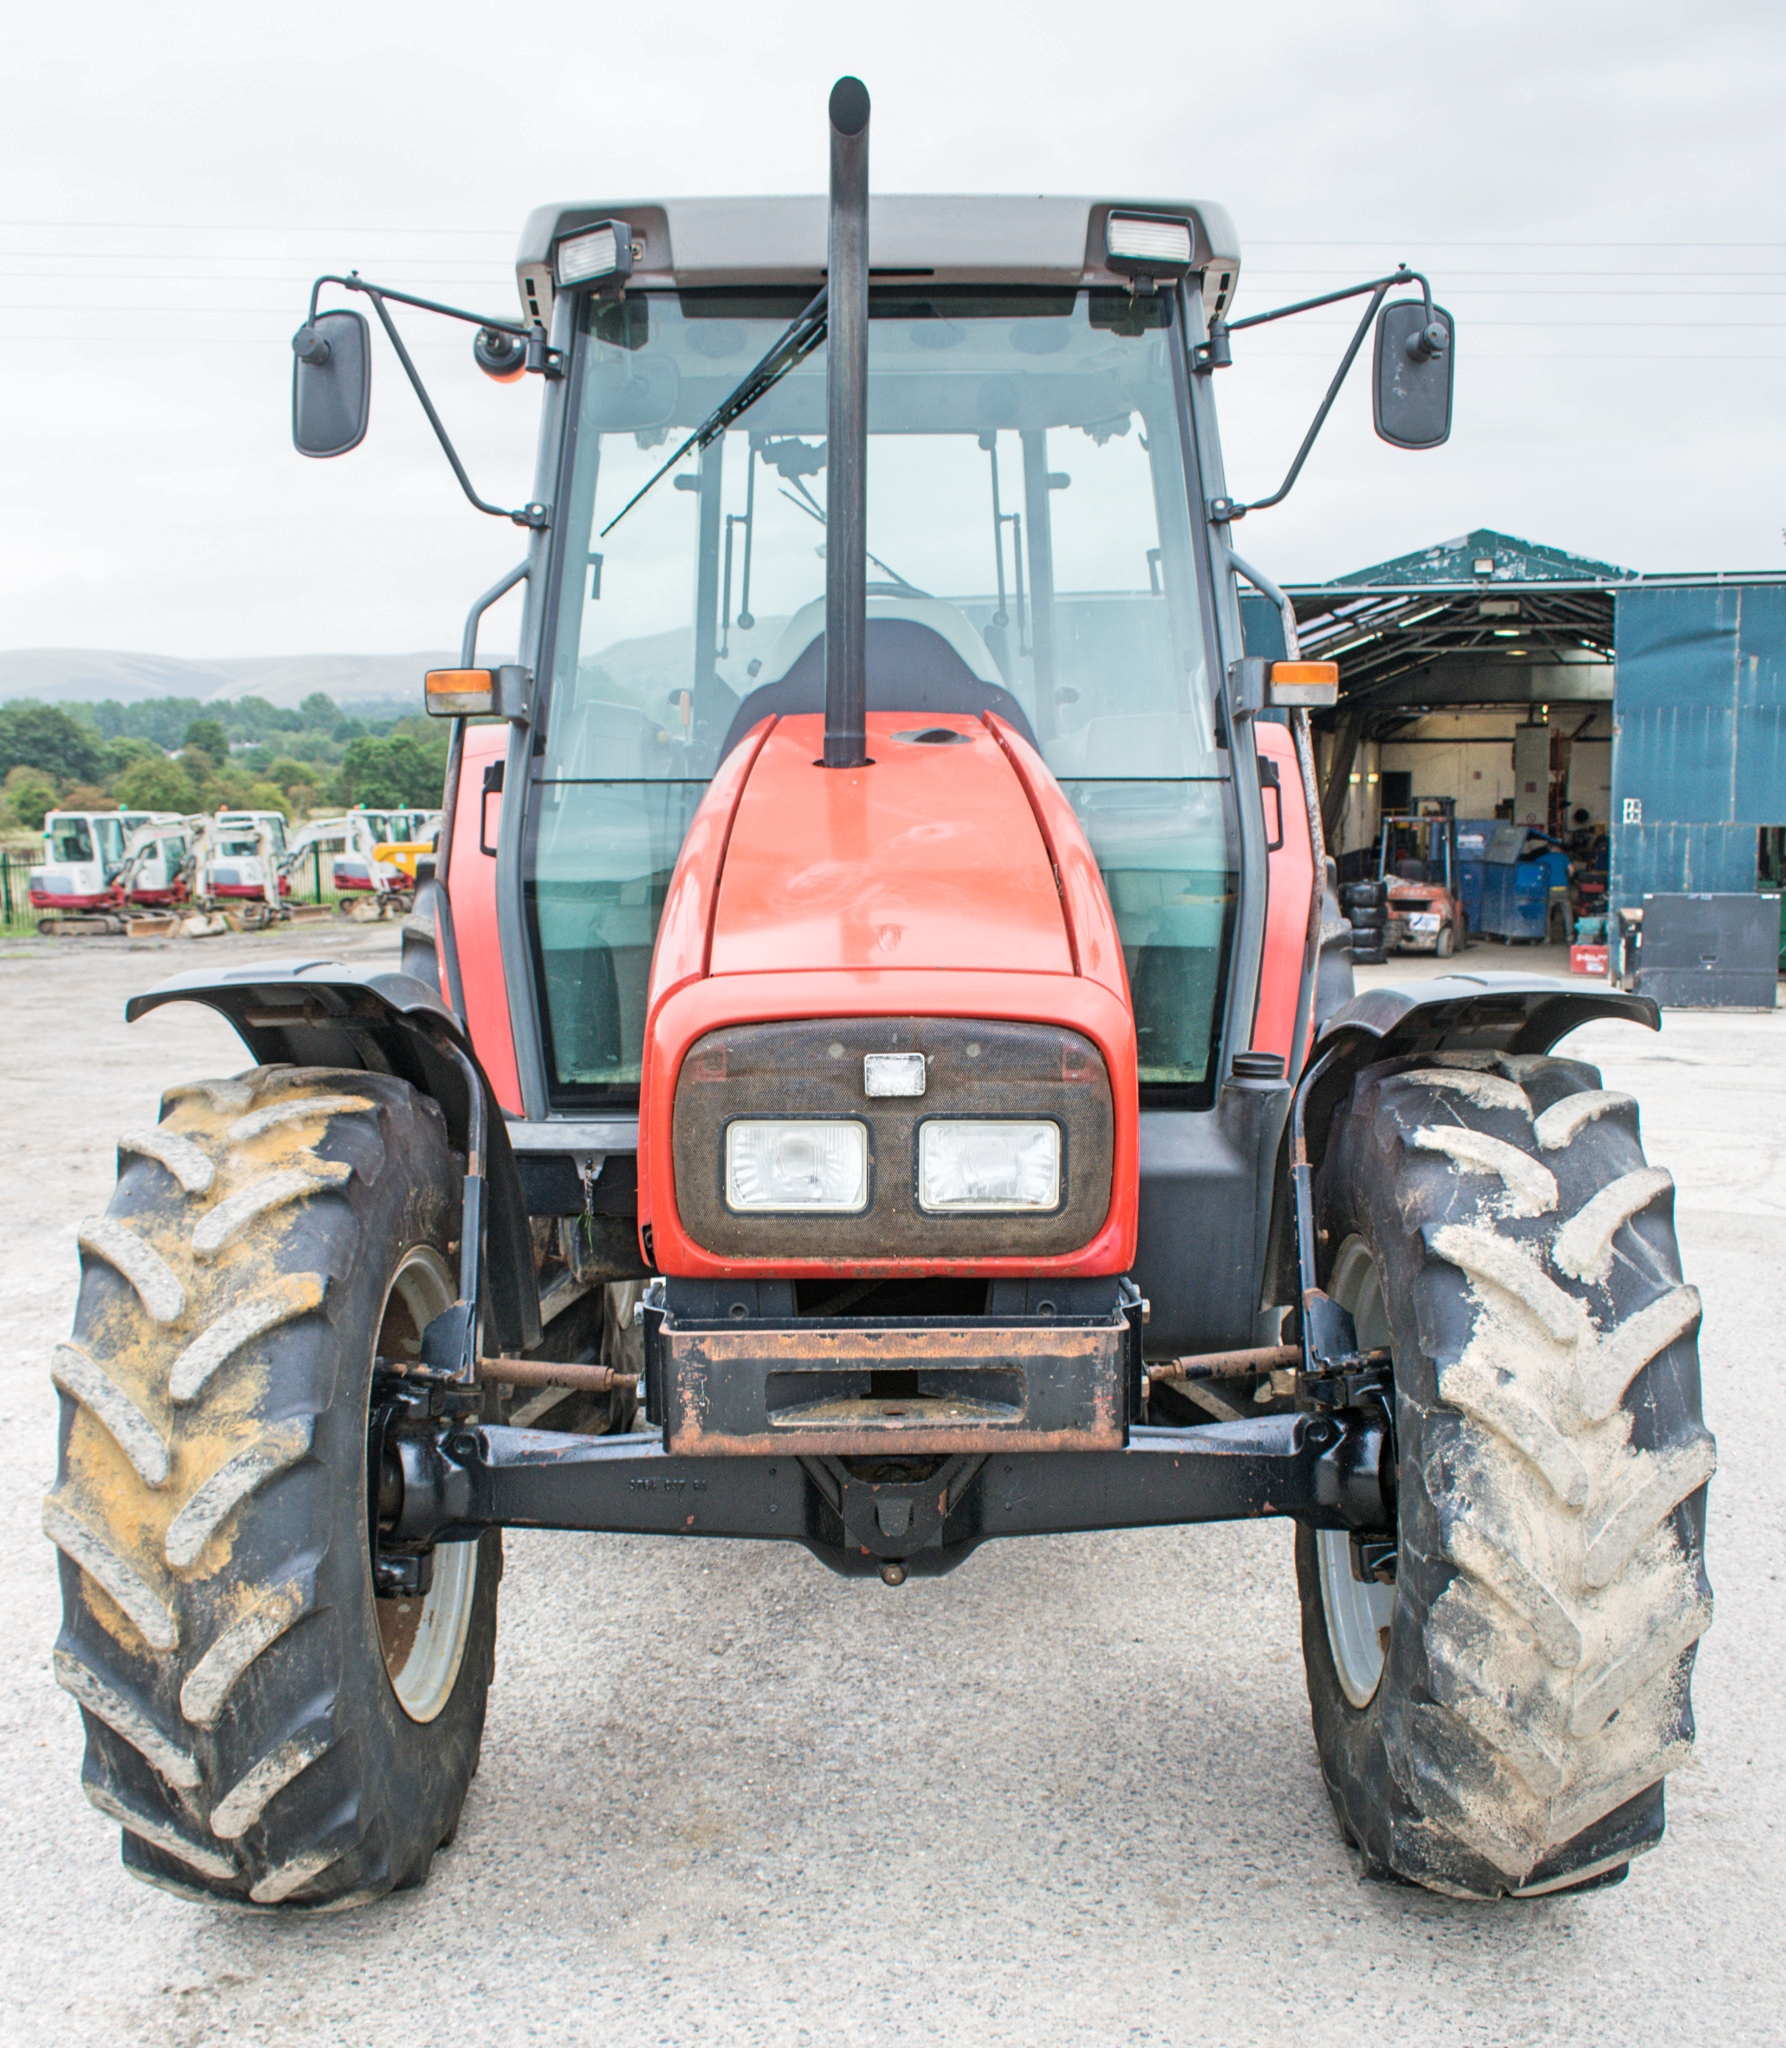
[1261, 531, 1622, 944]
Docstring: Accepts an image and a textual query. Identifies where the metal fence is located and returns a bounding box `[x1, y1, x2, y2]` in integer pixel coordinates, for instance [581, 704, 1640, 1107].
[0, 850, 34, 927]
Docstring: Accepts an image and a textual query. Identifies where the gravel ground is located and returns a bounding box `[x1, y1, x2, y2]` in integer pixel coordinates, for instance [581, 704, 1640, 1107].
[2, 931, 1780, 2047]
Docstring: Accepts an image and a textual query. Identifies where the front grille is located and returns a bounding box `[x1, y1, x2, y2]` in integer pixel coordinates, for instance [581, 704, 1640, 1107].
[671, 1015, 1114, 1259]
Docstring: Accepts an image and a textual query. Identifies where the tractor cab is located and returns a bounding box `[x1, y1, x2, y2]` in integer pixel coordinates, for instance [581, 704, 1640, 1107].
[519, 230, 1239, 1122]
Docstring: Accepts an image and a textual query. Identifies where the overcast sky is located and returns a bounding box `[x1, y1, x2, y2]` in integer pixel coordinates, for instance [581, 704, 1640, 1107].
[4, 0, 1782, 662]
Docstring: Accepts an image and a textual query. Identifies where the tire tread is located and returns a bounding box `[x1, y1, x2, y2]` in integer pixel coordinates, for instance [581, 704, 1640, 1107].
[1299, 1049, 1714, 1896]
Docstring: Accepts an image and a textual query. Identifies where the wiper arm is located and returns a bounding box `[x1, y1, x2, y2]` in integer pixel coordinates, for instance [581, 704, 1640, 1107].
[775, 479, 927, 598]
[600, 286, 828, 537]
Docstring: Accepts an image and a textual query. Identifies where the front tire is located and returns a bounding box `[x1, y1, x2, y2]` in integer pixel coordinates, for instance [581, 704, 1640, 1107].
[46, 1065, 499, 1909]
[1296, 1051, 1714, 1897]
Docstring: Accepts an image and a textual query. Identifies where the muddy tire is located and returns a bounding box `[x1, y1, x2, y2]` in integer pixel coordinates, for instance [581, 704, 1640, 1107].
[45, 1065, 499, 1909]
[1296, 1050, 1714, 1897]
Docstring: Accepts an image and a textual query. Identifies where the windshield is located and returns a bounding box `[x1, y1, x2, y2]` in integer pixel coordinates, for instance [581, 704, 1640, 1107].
[543, 287, 1214, 782]
[50, 817, 94, 864]
[529, 285, 1235, 1107]
[218, 814, 287, 856]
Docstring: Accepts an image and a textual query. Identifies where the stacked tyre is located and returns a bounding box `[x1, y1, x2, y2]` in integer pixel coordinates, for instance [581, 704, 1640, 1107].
[1342, 878, 1388, 965]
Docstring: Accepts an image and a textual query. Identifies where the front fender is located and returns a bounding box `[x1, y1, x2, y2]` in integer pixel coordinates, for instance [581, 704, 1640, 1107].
[126, 957, 541, 1352]
[1261, 973, 1661, 1308]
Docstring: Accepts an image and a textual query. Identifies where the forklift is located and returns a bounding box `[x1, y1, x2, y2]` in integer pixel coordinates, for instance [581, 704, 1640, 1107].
[1375, 799, 1468, 956]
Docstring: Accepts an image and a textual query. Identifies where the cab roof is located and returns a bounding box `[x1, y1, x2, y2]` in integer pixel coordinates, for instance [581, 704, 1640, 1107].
[514, 194, 1241, 325]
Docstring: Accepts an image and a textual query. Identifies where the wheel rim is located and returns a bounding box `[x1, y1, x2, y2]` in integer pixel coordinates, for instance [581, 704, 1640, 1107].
[370, 1245, 478, 1724]
[1316, 1236, 1397, 1709]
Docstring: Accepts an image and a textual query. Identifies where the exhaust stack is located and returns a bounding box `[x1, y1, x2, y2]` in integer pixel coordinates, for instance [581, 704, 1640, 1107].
[823, 75, 870, 769]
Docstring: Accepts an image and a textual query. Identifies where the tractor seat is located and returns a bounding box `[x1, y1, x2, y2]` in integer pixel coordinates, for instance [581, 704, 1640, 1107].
[718, 609, 1039, 762]
[1396, 858, 1429, 883]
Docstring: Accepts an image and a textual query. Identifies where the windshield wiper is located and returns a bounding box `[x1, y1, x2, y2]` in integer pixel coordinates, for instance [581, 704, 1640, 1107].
[600, 286, 829, 537]
[774, 478, 926, 598]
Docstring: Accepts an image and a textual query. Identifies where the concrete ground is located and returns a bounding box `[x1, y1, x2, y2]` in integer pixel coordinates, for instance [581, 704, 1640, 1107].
[1, 929, 1780, 2047]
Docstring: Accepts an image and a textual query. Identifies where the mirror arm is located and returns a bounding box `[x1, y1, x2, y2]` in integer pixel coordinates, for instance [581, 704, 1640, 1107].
[1221, 264, 1431, 338]
[305, 272, 529, 339]
[306, 273, 549, 531]
[1207, 276, 1398, 524]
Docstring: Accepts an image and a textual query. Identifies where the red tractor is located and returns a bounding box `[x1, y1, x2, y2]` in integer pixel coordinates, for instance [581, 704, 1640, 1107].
[48, 82, 1712, 1912]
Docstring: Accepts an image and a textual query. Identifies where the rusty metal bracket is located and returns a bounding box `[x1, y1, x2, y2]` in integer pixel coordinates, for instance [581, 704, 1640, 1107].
[1146, 1342, 1299, 1384]
[478, 1356, 637, 1394]
[654, 1310, 1128, 1458]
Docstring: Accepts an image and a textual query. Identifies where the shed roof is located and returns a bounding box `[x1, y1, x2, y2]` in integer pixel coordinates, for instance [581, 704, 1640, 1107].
[1281, 533, 1622, 714]
[1320, 528, 1634, 591]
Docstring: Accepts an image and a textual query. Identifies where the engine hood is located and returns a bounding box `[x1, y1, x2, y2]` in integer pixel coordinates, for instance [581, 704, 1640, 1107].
[636, 707, 1140, 1279]
[707, 712, 1073, 977]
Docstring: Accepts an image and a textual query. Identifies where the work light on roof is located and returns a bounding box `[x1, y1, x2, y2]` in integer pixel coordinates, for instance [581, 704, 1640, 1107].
[1105, 213, 1195, 276]
[554, 221, 635, 292]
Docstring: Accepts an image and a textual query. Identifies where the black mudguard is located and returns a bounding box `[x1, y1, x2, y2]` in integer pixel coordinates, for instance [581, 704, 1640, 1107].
[126, 958, 541, 1352]
[1263, 973, 1661, 1308]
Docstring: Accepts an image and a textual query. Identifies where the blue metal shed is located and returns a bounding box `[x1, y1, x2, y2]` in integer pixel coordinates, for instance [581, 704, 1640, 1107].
[1610, 582, 1786, 922]
[1263, 537, 1785, 948]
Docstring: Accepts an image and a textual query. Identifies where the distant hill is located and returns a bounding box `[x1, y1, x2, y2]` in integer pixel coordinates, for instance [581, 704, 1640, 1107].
[0, 648, 499, 711]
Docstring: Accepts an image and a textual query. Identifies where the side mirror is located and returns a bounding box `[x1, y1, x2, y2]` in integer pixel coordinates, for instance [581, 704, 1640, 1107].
[292, 309, 371, 457]
[1373, 300, 1454, 450]
[425, 665, 531, 718]
[425, 668, 497, 717]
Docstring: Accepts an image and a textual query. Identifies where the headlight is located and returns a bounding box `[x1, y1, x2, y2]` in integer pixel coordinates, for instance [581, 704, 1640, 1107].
[1105, 213, 1194, 269]
[725, 1119, 869, 1213]
[554, 220, 635, 290]
[917, 1120, 1061, 1213]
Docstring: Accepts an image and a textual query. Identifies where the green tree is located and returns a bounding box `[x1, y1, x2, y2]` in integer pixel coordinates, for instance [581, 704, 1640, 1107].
[114, 753, 198, 815]
[0, 702, 104, 783]
[182, 717, 229, 766]
[338, 734, 440, 808]
[299, 692, 339, 731]
[245, 780, 289, 817]
[264, 756, 314, 793]
[101, 735, 161, 783]
[211, 766, 256, 809]
[3, 764, 60, 832]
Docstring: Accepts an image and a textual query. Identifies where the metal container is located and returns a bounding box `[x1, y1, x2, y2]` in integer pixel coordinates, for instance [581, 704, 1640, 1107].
[1633, 892, 1780, 1009]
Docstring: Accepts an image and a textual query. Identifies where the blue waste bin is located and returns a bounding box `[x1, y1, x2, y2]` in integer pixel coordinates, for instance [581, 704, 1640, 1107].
[1456, 819, 1495, 932]
[1477, 825, 1571, 940]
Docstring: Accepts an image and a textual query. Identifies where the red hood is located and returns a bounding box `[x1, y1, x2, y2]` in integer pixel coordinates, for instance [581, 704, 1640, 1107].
[706, 712, 1072, 977]
[637, 708, 1139, 1278]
